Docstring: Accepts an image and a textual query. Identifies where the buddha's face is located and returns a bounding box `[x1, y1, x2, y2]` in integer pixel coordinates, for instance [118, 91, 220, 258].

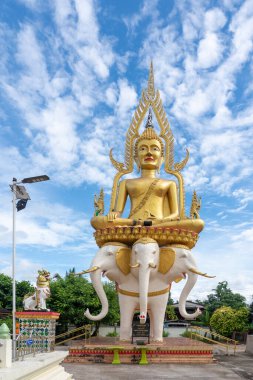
[136, 138, 163, 170]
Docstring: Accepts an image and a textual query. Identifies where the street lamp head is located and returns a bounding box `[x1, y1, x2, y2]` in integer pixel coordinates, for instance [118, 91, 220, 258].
[21, 175, 50, 184]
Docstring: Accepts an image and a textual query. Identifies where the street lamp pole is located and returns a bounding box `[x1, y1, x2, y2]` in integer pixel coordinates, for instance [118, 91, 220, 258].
[11, 174, 49, 361]
[12, 178, 17, 360]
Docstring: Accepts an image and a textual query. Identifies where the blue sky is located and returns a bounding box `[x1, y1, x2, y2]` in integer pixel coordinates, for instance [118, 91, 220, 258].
[0, 0, 253, 302]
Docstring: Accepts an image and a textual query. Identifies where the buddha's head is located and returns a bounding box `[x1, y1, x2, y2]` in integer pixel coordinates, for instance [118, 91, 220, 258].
[134, 109, 164, 171]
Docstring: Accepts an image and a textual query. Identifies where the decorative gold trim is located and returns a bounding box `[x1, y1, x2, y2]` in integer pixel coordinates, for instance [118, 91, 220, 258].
[133, 237, 157, 246]
[102, 242, 129, 247]
[164, 244, 190, 250]
[129, 179, 159, 217]
[158, 247, 175, 274]
[94, 226, 199, 249]
[118, 286, 171, 298]
[115, 247, 131, 275]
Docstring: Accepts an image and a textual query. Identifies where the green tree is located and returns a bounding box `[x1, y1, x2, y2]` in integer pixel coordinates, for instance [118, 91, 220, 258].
[0, 274, 34, 310]
[203, 281, 247, 315]
[198, 310, 210, 326]
[165, 305, 178, 321]
[48, 270, 120, 333]
[0, 274, 12, 309]
[16, 281, 35, 310]
[210, 306, 249, 337]
[249, 296, 253, 321]
[0, 273, 35, 333]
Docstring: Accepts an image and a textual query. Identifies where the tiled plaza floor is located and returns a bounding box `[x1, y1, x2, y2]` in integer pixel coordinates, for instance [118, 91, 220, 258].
[61, 350, 253, 380]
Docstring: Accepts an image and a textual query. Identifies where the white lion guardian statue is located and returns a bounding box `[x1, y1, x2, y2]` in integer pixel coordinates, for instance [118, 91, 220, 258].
[23, 269, 51, 311]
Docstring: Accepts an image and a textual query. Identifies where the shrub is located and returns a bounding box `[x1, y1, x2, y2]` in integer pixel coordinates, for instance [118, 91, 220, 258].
[106, 331, 118, 337]
[165, 305, 178, 321]
[0, 318, 12, 333]
[210, 306, 249, 337]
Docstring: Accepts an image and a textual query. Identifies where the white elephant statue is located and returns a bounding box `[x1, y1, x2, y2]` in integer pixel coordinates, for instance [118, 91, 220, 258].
[82, 238, 214, 342]
[160, 246, 214, 319]
[23, 270, 51, 311]
[81, 241, 170, 341]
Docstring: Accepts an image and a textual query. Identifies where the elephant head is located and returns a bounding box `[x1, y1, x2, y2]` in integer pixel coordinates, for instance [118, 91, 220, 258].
[130, 238, 160, 324]
[82, 243, 131, 321]
[159, 247, 215, 319]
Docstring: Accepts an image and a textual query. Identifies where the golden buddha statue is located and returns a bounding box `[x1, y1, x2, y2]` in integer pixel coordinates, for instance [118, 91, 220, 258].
[91, 63, 204, 249]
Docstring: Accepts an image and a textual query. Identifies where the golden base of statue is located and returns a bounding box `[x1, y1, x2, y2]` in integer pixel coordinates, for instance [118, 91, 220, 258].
[94, 222, 203, 249]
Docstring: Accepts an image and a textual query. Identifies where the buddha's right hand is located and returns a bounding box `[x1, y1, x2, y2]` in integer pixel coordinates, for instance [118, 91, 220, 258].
[107, 211, 120, 222]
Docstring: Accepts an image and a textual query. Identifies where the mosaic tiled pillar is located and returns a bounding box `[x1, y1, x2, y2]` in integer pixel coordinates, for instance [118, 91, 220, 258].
[16, 311, 60, 352]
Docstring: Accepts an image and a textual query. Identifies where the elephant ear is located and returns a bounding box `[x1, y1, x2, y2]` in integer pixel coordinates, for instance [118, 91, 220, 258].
[115, 247, 131, 275]
[158, 247, 175, 274]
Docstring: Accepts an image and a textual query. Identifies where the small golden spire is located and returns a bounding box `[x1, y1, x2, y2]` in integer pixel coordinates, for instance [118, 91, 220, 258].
[94, 188, 104, 216]
[147, 61, 155, 99]
[190, 190, 201, 219]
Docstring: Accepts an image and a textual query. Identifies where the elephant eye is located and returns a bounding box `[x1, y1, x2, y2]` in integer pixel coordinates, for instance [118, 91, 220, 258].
[107, 251, 113, 256]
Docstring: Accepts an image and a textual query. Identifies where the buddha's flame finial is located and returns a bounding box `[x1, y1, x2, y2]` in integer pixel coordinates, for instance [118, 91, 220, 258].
[145, 108, 154, 129]
[147, 61, 155, 99]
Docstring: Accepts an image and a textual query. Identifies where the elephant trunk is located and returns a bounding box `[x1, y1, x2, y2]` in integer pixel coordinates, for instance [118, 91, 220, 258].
[84, 269, 109, 321]
[179, 272, 202, 319]
[138, 266, 151, 324]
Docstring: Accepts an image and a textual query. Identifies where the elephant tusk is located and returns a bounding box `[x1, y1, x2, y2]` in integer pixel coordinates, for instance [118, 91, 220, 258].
[74, 266, 100, 275]
[149, 263, 157, 268]
[129, 263, 140, 268]
[189, 268, 216, 278]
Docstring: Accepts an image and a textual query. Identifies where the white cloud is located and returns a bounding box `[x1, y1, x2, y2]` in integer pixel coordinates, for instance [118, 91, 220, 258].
[123, 0, 159, 33]
[18, 0, 42, 10]
[0, 0, 124, 189]
[137, 0, 253, 198]
[116, 79, 138, 117]
[1, 257, 42, 282]
[197, 33, 224, 68]
[204, 8, 227, 32]
[232, 227, 253, 243]
[0, 190, 89, 248]
[232, 188, 253, 205]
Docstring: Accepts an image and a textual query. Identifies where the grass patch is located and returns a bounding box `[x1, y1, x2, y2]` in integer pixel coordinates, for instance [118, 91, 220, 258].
[106, 331, 119, 337]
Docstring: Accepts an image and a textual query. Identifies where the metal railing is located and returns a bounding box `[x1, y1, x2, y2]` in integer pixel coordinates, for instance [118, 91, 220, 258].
[16, 329, 51, 360]
[188, 325, 239, 355]
[55, 324, 93, 346]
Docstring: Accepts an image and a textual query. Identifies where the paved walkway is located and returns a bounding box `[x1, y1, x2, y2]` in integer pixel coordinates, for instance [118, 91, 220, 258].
[61, 351, 253, 380]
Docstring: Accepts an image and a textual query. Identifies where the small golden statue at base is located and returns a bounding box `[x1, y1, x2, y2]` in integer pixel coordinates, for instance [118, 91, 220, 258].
[91, 63, 204, 249]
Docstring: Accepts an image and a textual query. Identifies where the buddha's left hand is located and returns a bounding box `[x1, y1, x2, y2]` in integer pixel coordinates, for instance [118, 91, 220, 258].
[107, 211, 121, 222]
